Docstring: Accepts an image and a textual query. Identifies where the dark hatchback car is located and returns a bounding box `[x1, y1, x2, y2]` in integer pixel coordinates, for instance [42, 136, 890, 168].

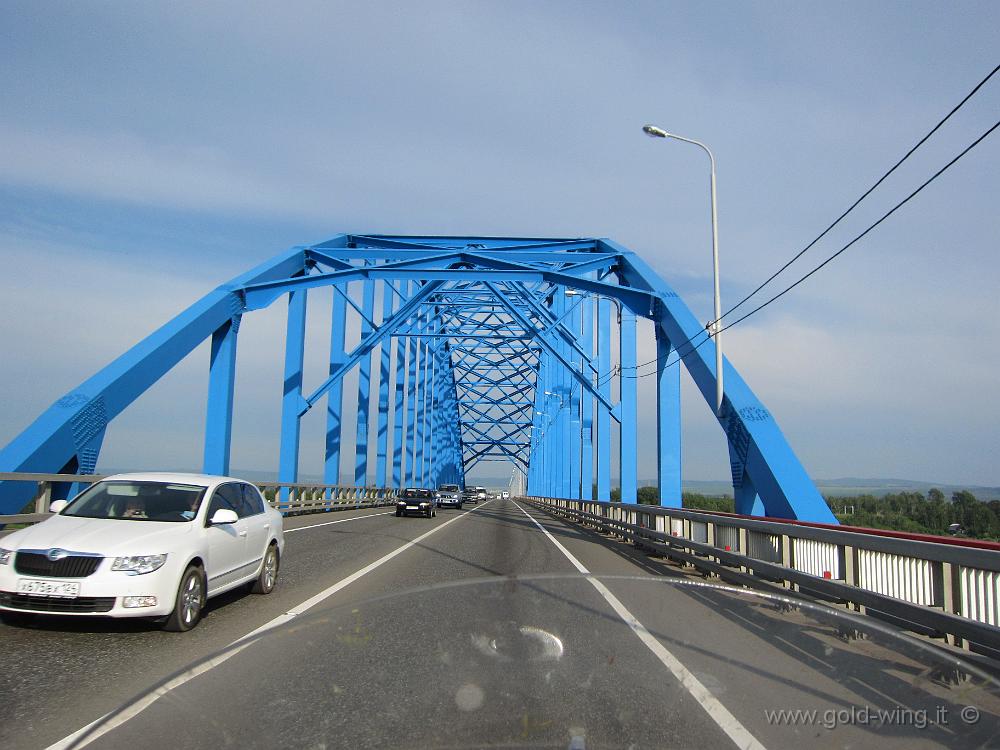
[396, 488, 437, 518]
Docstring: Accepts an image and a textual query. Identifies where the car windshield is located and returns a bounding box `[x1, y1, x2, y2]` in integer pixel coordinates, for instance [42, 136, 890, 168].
[439, 485, 460, 492]
[400, 489, 426, 499]
[61, 481, 207, 522]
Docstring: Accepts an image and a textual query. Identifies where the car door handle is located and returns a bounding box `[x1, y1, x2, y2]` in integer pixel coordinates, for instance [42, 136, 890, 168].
[238, 530, 247, 538]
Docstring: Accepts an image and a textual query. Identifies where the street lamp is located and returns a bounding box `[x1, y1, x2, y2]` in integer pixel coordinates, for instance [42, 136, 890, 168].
[643, 124, 724, 417]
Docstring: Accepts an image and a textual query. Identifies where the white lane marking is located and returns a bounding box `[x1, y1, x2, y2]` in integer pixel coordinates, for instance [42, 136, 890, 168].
[512, 501, 767, 750]
[284, 511, 392, 533]
[48, 502, 493, 750]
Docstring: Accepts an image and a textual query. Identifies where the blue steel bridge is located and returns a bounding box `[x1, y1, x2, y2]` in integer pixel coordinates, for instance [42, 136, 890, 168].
[0, 234, 834, 523]
[5, 235, 1000, 750]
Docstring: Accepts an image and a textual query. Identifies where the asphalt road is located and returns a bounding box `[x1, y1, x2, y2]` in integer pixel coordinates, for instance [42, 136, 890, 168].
[1, 499, 996, 749]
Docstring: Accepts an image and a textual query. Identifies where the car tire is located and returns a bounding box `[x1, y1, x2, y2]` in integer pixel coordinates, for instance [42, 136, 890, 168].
[395, 510, 401, 517]
[163, 565, 206, 632]
[251, 543, 279, 595]
[432, 509, 437, 517]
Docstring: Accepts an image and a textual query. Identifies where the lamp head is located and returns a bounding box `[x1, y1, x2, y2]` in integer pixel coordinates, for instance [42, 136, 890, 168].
[642, 124, 669, 138]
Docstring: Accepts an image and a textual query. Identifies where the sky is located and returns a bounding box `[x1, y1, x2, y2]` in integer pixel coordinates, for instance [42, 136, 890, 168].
[0, 1, 997, 487]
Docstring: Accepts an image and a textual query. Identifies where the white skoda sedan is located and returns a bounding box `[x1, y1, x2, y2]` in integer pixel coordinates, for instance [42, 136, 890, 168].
[0, 473, 284, 631]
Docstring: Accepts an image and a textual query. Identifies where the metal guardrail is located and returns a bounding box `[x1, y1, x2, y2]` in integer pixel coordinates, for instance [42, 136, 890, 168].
[257, 481, 399, 513]
[524, 496, 1000, 658]
[0, 472, 399, 527]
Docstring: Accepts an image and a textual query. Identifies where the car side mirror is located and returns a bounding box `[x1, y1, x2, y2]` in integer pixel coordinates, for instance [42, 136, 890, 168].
[209, 508, 239, 525]
[48, 499, 68, 513]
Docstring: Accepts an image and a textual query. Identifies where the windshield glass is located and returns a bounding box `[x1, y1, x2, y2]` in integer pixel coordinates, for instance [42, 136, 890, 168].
[72, 577, 1000, 749]
[61, 481, 206, 522]
[440, 485, 460, 492]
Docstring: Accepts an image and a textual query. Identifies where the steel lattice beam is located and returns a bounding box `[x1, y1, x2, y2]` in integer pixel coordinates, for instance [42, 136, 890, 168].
[0, 234, 835, 523]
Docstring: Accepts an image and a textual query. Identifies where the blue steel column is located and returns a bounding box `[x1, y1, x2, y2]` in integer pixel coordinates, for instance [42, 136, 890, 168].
[422, 317, 437, 484]
[405, 317, 419, 486]
[556, 293, 570, 499]
[203, 316, 240, 475]
[324, 286, 348, 486]
[581, 295, 594, 500]
[392, 282, 408, 488]
[279, 289, 308, 487]
[428, 349, 438, 487]
[413, 313, 427, 486]
[527, 383, 541, 494]
[444, 344, 461, 484]
[354, 278, 375, 486]
[596, 299, 612, 501]
[533, 354, 545, 495]
[569, 298, 583, 499]
[620, 307, 637, 504]
[431, 337, 443, 485]
[544, 352, 557, 498]
[656, 326, 682, 506]
[375, 282, 393, 487]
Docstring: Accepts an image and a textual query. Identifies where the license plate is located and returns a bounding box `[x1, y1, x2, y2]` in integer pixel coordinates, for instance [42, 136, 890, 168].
[406, 505, 419, 510]
[17, 579, 81, 598]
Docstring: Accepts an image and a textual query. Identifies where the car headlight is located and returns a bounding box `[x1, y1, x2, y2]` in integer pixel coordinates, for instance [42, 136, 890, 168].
[111, 554, 168, 575]
[0, 548, 11, 565]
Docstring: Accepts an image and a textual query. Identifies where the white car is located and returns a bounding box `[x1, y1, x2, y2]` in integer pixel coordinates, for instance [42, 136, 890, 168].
[0, 473, 284, 631]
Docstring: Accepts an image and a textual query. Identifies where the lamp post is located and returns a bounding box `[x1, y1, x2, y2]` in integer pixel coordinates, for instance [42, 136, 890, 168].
[643, 124, 724, 417]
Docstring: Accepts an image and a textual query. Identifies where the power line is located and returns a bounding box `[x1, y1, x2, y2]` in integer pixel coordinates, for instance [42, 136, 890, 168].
[713, 62, 1000, 327]
[714, 117, 999, 336]
[615, 118, 1000, 378]
[595, 63, 1000, 384]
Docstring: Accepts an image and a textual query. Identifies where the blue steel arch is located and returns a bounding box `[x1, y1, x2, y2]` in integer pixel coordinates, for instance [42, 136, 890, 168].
[0, 235, 837, 523]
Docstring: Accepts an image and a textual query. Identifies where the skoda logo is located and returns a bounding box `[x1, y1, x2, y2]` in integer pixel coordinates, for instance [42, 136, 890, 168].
[47, 548, 69, 561]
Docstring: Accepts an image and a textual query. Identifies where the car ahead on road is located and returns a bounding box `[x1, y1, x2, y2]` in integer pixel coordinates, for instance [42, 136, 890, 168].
[396, 488, 437, 517]
[435, 484, 463, 509]
[462, 486, 488, 504]
[502, 491, 510, 499]
[0, 473, 284, 632]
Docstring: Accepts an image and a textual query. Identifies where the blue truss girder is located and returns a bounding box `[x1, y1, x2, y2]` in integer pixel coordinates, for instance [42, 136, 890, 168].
[0, 234, 836, 524]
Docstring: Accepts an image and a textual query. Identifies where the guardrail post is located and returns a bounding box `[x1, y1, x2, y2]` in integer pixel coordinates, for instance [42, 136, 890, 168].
[35, 481, 52, 513]
[738, 527, 748, 574]
[705, 521, 717, 576]
[780, 533, 796, 591]
[843, 545, 863, 613]
[940, 562, 965, 648]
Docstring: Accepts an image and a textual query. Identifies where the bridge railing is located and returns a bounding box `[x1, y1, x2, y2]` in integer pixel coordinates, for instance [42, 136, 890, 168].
[258, 482, 399, 513]
[0, 472, 398, 527]
[524, 495, 1000, 658]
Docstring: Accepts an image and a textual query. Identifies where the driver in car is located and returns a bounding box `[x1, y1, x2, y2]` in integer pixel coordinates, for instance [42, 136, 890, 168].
[180, 494, 201, 521]
[122, 497, 146, 518]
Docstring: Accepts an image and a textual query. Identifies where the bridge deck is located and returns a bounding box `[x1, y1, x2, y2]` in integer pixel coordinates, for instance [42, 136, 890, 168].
[1, 500, 992, 749]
